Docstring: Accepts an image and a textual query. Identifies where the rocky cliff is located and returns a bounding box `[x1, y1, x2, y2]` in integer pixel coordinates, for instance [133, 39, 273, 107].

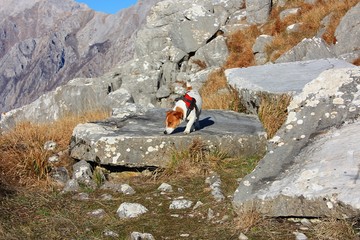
[0, 0, 159, 113]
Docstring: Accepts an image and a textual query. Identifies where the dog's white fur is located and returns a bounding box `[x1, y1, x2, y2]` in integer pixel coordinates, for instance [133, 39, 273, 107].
[164, 84, 202, 134]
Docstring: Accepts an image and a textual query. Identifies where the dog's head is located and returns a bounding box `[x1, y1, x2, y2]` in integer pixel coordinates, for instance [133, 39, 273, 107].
[164, 109, 183, 134]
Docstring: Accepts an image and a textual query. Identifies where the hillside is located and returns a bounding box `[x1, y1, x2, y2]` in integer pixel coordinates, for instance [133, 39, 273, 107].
[0, 0, 159, 113]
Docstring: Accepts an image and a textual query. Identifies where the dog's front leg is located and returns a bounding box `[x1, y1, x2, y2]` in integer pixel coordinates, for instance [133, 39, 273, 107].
[184, 117, 196, 134]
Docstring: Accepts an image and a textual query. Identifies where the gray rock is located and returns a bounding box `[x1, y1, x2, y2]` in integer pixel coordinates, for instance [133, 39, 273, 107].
[232, 67, 360, 218]
[169, 199, 193, 209]
[226, 58, 355, 114]
[275, 37, 335, 63]
[334, 2, 360, 56]
[245, 0, 272, 24]
[117, 202, 148, 218]
[131, 232, 155, 240]
[252, 35, 273, 65]
[239, 233, 249, 240]
[103, 230, 119, 238]
[44, 141, 57, 151]
[62, 179, 80, 193]
[190, 36, 229, 69]
[100, 182, 136, 195]
[105, 88, 134, 108]
[87, 209, 106, 218]
[293, 232, 308, 240]
[73, 192, 90, 201]
[286, 23, 303, 34]
[49, 166, 69, 186]
[69, 109, 266, 168]
[205, 172, 225, 202]
[169, 5, 220, 53]
[72, 160, 93, 182]
[158, 183, 173, 193]
[279, 8, 300, 21]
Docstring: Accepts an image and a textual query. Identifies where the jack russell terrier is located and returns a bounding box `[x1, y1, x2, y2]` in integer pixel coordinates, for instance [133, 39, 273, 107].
[164, 84, 202, 134]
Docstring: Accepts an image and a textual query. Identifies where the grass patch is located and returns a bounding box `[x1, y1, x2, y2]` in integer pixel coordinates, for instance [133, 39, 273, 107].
[0, 110, 110, 189]
[200, 68, 244, 112]
[258, 93, 292, 139]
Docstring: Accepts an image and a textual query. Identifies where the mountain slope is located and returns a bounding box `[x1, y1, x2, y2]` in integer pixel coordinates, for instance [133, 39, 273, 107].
[0, 0, 159, 113]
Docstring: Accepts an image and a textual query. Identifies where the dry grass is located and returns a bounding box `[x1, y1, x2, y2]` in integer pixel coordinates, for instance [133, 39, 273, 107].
[353, 57, 360, 66]
[258, 93, 292, 139]
[264, 0, 359, 61]
[224, 25, 260, 69]
[200, 68, 244, 111]
[234, 207, 262, 233]
[0, 110, 110, 189]
[191, 59, 207, 70]
[313, 218, 357, 240]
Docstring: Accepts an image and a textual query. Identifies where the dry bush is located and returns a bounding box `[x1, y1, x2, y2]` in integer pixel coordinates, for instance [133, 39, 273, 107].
[313, 218, 357, 240]
[200, 68, 243, 111]
[224, 25, 260, 69]
[0, 110, 110, 189]
[258, 93, 292, 139]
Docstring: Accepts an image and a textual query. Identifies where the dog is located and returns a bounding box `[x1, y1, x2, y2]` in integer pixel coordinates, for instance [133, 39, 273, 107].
[164, 83, 202, 135]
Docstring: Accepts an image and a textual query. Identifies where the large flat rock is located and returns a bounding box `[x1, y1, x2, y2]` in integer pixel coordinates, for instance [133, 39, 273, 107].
[225, 58, 355, 114]
[69, 109, 266, 168]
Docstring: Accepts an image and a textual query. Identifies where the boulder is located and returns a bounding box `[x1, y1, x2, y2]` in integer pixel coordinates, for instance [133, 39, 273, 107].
[275, 37, 335, 63]
[226, 58, 355, 114]
[252, 34, 273, 65]
[169, 5, 220, 53]
[245, 0, 272, 24]
[69, 108, 266, 168]
[232, 67, 360, 218]
[334, 2, 360, 57]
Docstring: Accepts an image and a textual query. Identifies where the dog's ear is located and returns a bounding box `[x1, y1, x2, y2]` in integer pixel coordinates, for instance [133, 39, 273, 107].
[166, 110, 172, 117]
[174, 111, 183, 119]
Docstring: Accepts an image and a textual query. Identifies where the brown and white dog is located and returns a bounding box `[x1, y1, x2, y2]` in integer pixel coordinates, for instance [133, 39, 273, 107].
[164, 84, 202, 134]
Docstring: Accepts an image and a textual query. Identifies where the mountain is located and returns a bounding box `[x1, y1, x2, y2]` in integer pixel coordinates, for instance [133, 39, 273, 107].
[0, 0, 159, 113]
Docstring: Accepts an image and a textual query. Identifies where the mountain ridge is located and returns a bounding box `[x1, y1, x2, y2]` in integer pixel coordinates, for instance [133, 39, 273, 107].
[0, 0, 159, 113]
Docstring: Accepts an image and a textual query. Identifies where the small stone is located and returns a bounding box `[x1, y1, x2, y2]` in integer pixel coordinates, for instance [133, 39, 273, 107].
[117, 203, 148, 218]
[48, 155, 59, 163]
[207, 208, 214, 221]
[157, 183, 173, 193]
[193, 201, 204, 210]
[100, 193, 113, 200]
[239, 232, 249, 240]
[87, 208, 106, 218]
[44, 141, 57, 151]
[293, 232, 308, 240]
[73, 192, 90, 201]
[180, 233, 190, 237]
[169, 199, 193, 210]
[103, 230, 119, 238]
[130, 232, 155, 240]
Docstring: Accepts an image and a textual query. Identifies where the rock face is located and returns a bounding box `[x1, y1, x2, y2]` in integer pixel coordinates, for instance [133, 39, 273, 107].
[0, 0, 159, 113]
[69, 108, 266, 168]
[232, 67, 360, 218]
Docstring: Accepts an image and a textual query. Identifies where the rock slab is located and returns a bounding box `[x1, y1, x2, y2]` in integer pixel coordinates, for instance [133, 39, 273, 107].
[69, 109, 266, 168]
[232, 67, 360, 218]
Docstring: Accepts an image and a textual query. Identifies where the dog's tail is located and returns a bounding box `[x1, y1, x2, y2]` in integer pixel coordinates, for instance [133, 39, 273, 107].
[186, 82, 193, 91]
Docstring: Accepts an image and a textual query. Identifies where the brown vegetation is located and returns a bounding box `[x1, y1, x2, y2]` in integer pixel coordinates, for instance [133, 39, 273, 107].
[0, 110, 110, 189]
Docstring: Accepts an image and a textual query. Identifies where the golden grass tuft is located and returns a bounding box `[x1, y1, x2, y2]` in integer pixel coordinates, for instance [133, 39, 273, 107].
[200, 68, 244, 111]
[258, 93, 292, 139]
[224, 25, 260, 69]
[0, 109, 110, 189]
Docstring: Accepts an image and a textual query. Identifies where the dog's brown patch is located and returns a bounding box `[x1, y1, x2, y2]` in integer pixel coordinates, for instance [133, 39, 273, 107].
[166, 107, 184, 129]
